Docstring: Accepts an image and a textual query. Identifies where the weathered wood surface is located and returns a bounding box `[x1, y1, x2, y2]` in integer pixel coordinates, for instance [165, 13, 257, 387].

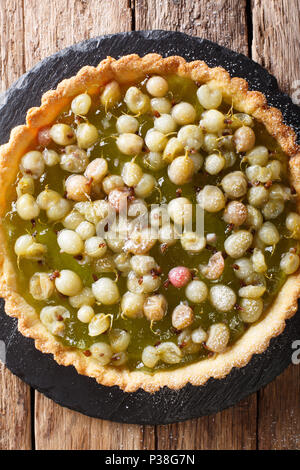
[0, 0, 31, 451]
[0, 0, 25, 91]
[258, 365, 300, 450]
[252, 0, 300, 94]
[252, 0, 300, 450]
[23, 0, 132, 70]
[21, 0, 152, 451]
[0, 365, 31, 450]
[0, 0, 299, 450]
[135, 0, 249, 56]
[35, 395, 155, 450]
[136, 0, 258, 451]
[156, 396, 257, 450]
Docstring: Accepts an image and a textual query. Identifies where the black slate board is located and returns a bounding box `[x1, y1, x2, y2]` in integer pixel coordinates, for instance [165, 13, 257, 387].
[0, 30, 299, 425]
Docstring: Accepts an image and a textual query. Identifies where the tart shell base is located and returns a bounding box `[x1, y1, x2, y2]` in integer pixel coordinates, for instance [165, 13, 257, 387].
[0, 32, 299, 421]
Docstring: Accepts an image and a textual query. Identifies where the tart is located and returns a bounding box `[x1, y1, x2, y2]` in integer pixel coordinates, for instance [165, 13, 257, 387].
[0, 54, 299, 393]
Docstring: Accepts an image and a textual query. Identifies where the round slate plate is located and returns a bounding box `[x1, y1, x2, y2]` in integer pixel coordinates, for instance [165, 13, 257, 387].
[0, 30, 299, 425]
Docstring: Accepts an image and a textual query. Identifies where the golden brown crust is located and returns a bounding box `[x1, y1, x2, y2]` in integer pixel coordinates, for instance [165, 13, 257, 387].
[0, 53, 299, 393]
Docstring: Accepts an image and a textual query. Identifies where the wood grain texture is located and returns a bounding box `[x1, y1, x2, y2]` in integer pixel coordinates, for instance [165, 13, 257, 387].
[0, 0, 32, 451]
[23, 0, 132, 69]
[0, 364, 31, 450]
[135, 0, 258, 450]
[258, 365, 300, 450]
[23, 0, 153, 450]
[135, 0, 249, 55]
[0, 0, 24, 91]
[35, 394, 155, 450]
[157, 396, 257, 450]
[252, 0, 300, 450]
[252, 0, 300, 93]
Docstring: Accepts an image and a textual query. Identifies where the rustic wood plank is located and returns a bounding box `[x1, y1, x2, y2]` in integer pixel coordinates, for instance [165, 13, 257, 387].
[0, 0, 25, 91]
[252, 0, 300, 450]
[35, 394, 155, 450]
[257, 365, 300, 450]
[252, 0, 300, 94]
[157, 396, 257, 450]
[0, 365, 32, 450]
[135, 0, 258, 450]
[22, 0, 154, 450]
[23, 0, 133, 69]
[0, 0, 32, 451]
[135, 0, 249, 55]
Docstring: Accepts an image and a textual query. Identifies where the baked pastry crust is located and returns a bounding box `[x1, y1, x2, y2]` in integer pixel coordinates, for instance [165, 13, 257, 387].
[0, 53, 299, 393]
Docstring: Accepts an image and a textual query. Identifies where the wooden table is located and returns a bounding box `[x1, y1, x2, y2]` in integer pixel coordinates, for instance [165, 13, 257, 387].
[0, 0, 299, 450]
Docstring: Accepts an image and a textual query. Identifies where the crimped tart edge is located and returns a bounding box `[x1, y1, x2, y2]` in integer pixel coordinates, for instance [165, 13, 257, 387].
[0, 53, 299, 392]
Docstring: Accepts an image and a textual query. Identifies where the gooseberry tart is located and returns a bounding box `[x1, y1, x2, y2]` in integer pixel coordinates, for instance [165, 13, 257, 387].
[0, 54, 299, 392]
